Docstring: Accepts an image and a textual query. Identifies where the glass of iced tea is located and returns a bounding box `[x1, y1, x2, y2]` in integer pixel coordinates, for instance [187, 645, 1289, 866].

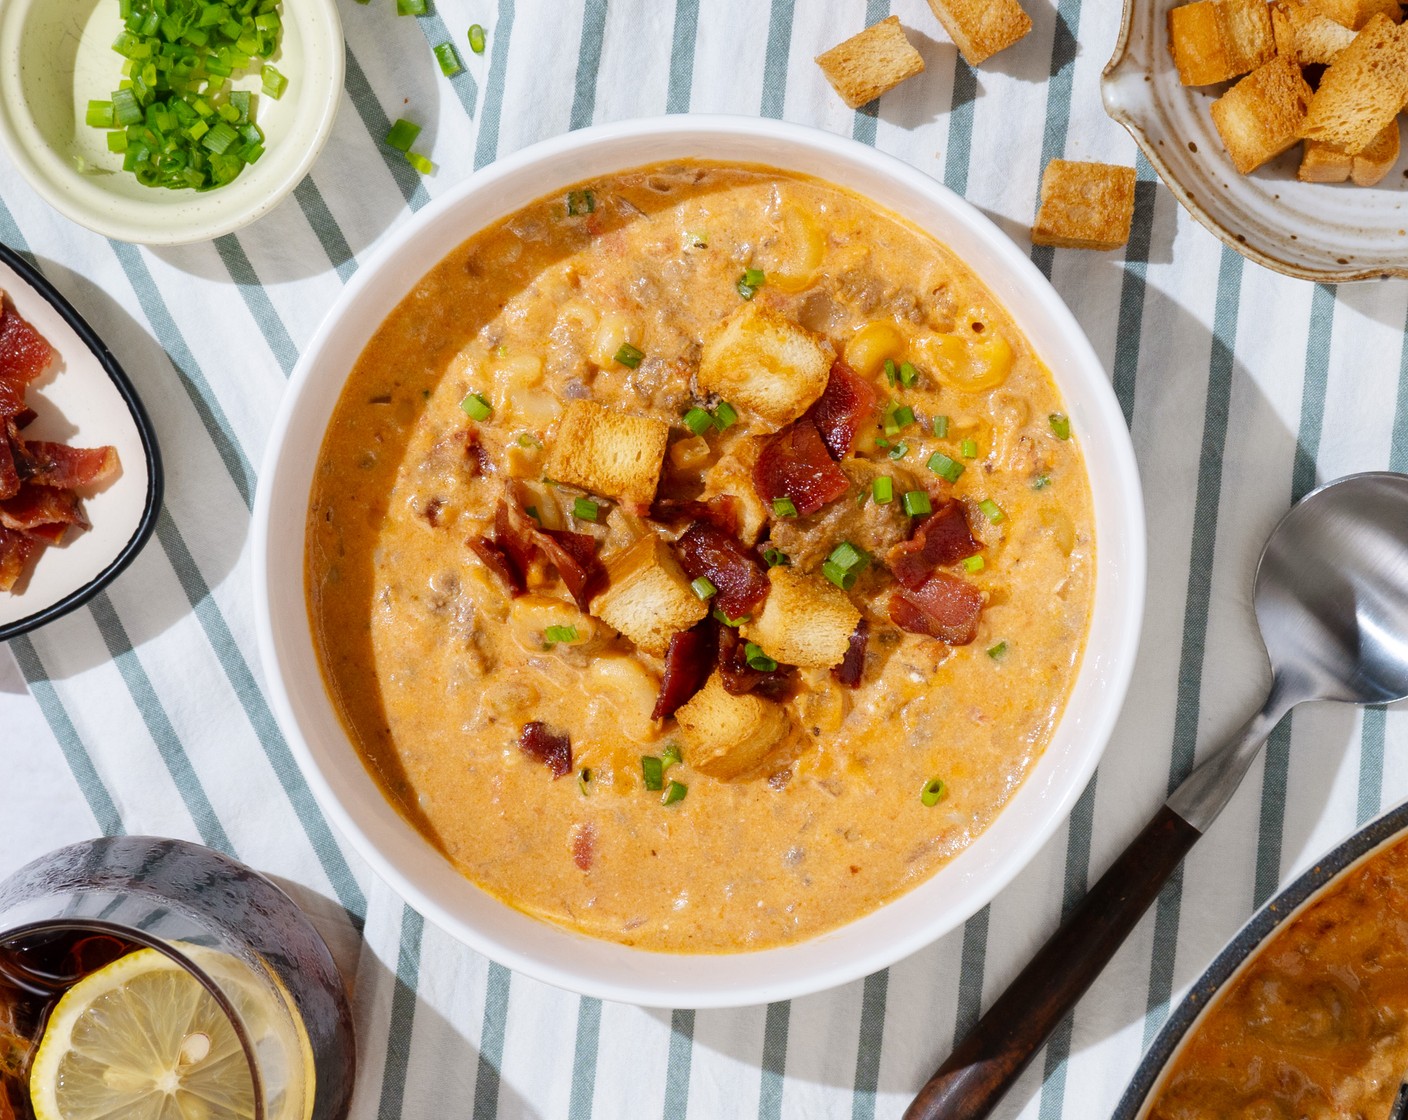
[0, 837, 354, 1120]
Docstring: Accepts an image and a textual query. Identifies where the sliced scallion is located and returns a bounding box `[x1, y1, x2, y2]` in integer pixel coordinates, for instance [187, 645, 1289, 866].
[872, 476, 894, 504]
[987, 641, 1009, 660]
[822, 560, 857, 590]
[978, 499, 1005, 524]
[1032, 474, 1051, 490]
[468, 23, 487, 53]
[614, 342, 644, 369]
[961, 438, 978, 459]
[884, 358, 898, 387]
[566, 189, 595, 216]
[460, 392, 492, 421]
[902, 491, 931, 517]
[763, 548, 789, 568]
[927, 452, 964, 484]
[683, 407, 713, 435]
[661, 742, 682, 768]
[828, 541, 870, 574]
[893, 405, 916, 429]
[642, 756, 664, 791]
[772, 497, 798, 518]
[691, 576, 718, 601]
[736, 269, 765, 300]
[260, 64, 287, 100]
[744, 642, 778, 672]
[434, 42, 462, 77]
[396, 0, 427, 14]
[86, 100, 115, 128]
[920, 777, 946, 807]
[544, 625, 579, 647]
[712, 607, 749, 627]
[933, 414, 949, 439]
[713, 400, 739, 430]
[1049, 413, 1071, 440]
[662, 779, 688, 805]
[963, 555, 985, 574]
[898, 361, 919, 387]
[386, 118, 422, 152]
[888, 441, 909, 461]
[573, 497, 600, 522]
[406, 151, 435, 175]
[577, 768, 592, 796]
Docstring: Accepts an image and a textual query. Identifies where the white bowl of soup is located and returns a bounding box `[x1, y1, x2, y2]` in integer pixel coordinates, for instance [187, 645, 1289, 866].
[253, 115, 1145, 1008]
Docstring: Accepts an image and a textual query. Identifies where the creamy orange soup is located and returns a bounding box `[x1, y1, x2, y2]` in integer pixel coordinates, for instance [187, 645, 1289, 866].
[307, 162, 1094, 952]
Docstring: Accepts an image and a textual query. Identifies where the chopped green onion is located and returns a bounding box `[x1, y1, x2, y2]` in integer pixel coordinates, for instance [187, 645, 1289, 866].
[963, 555, 985, 573]
[1032, 474, 1051, 490]
[884, 358, 898, 387]
[396, 0, 426, 13]
[920, 777, 947, 807]
[614, 342, 644, 369]
[461, 392, 492, 421]
[712, 607, 749, 627]
[662, 779, 688, 805]
[112, 88, 143, 127]
[577, 768, 592, 796]
[691, 576, 717, 601]
[744, 642, 778, 672]
[822, 560, 857, 590]
[544, 625, 579, 647]
[642, 756, 664, 791]
[772, 497, 798, 518]
[86, 100, 115, 128]
[987, 641, 1008, 660]
[932, 415, 949, 439]
[1049, 413, 1071, 440]
[406, 151, 435, 175]
[763, 548, 789, 568]
[828, 541, 870, 574]
[978, 499, 1005, 524]
[902, 491, 932, 517]
[713, 400, 739, 430]
[517, 432, 543, 449]
[386, 118, 422, 152]
[468, 23, 487, 53]
[567, 189, 595, 216]
[736, 269, 765, 300]
[961, 439, 978, 459]
[683, 407, 714, 435]
[260, 64, 287, 99]
[927, 452, 965, 484]
[893, 405, 916, 429]
[888, 441, 909, 461]
[872, 476, 894, 504]
[573, 497, 600, 522]
[107, 131, 128, 153]
[898, 361, 919, 387]
[875, 438, 890, 449]
[434, 42, 462, 76]
[661, 742, 682, 768]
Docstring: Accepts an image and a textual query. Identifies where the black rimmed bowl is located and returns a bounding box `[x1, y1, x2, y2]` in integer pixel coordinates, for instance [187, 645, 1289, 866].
[0, 242, 162, 642]
[1113, 798, 1408, 1118]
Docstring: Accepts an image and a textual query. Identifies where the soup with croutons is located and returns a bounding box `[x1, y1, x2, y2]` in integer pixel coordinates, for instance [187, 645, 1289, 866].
[306, 162, 1094, 952]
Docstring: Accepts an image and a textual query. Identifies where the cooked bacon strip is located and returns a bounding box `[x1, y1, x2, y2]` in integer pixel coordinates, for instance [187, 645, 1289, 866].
[468, 536, 524, 595]
[0, 484, 87, 535]
[889, 572, 983, 645]
[518, 721, 573, 778]
[13, 440, 120, 490]
[11, 408, 36, 430]
[651, 623, 715, 720]
[806, 359, 876, 460]
[675, 521, 770, 620]
[717, 624, 795, 699]
[0, 302, 53, 418]
[0, 433, 17, 501]
[0, 526, 37, 592]
[537, 527, 603, 610]
[650, 496, 740, 538]
[832, 619, 870, 688]
[886, 500, 982, 590]
[494, 499, 539, 580]
[472, 496, 604, 608]
[753, 420, 850, 517]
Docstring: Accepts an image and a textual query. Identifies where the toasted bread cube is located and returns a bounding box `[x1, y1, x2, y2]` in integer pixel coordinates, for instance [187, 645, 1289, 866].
[544, 400, 669, 506]
[1273, 0, 1357, 62]
[1352, 118, 1401, 182]
[1303, 15, 1408, 154]
[1307, 0, 1401, 29]
[925, 0, 1032, 66]
[1169, 0, 1277, 85]
[1031, 160, 1137, 251]
[1299, 139, 1355, 179]
[741, 567, 861, 669]
[588, 535, 708, 656]
[699, 441, 769, 546]
[1210, 55, 1313, 173]
[815, 16, 926, 109]
[674, 672, 790, 780]
[698, 304, 831, 428]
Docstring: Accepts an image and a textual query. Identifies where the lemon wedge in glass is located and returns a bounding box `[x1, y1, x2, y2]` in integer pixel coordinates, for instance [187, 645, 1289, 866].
[28, 946, 311, 1120]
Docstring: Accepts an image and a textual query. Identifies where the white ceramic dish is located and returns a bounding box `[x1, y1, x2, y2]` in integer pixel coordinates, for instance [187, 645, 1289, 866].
[0, 243, 162, 640]
[0, 0, 343, 246]
[1104, 0, 1408, 282]
[253, 116, 1147, 1009]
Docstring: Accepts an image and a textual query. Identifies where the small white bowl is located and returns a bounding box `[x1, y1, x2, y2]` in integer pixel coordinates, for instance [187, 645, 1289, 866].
[253, 116, 1147, 1008]
[0, 0, 344, 246]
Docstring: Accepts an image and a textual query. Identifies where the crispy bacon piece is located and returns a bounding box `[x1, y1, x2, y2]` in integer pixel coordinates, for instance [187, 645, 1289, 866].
[0, 302, 53, 418]
[886, 500, 982, 590]
[675, 521, 770, 620]
[832, 619, 870, 688]
[0, 484, 87, 536]
[806, 359, 876, 460]
[472, 497, 604, 609]
[468, 536, 524, 595]
[649, 496, 740, 538]
[537, 527, 603, 610]
[0, 433, 16, 501]
[0, 526, 37, 592]
[494, 500, 539, 580]
[518, 721, 573, 778]
[651, 623, 716, 720]
[13, 440, 120, 490]
[753, 420, 850, 517]
[717, 624, 795, 699]
[889, 572, 983, 645]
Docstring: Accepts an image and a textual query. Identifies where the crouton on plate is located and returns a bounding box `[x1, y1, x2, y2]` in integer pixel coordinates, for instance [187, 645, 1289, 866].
[1168, 0, 1276, 85]
[1306, 0, 1402, 30]
[589, 534, 708, 656]
[741, 567, 861, 669]
[1302, 14, 1408, 155]
[1352, 118, 1401, 183]
[1272, 0, 1357, 64]
[1031, 160, 1138, 251]
[924, 0, 1032, 66]
[698, 304, 831, 428]
[544, 399, 669, 506]
[815, 16, 925, 109]
[1210, 54, 1313, 173]
[673, 671, 790, 780]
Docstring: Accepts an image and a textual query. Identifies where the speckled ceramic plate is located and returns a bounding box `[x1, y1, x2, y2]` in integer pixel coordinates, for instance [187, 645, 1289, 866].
[1103, 0, 1408, 281]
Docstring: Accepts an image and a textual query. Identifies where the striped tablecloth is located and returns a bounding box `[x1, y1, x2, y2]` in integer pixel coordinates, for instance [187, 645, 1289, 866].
[4, 0, 1407, 1116]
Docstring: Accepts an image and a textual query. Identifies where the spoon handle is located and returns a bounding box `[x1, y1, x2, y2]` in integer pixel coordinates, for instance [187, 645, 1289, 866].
[903, 805, 1201, 1120]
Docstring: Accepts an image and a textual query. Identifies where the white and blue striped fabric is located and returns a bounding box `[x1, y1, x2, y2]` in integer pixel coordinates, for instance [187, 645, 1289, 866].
[4, 0, 1408, 1116]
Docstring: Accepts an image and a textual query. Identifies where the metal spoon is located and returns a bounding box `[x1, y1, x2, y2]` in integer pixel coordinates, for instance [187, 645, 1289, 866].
[907, 472, 1408, 1120]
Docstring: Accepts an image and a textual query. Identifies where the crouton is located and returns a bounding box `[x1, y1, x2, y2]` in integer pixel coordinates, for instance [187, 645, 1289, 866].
[673, 672, 790, 780]
[544, 400, 669, 506]
[1031, 160, 1138, 251]
[1352, 117, 1401, 182]
[1298, 138, 1354, 179]
[741, 567, 861, 669]
[815, 16, 926, 110]
[1306, 0, 1401, 29]
[925, 0, 1032, 66]
[1210, 55, 1313, 173]
[1169, 0, 1277, 85]
[588, 534, 708, 655]
[1272, 0, 1357, 62]
[699, 440, 769, 546]
[698, 304, 831, 428]
[1302, 15, 1408, 154]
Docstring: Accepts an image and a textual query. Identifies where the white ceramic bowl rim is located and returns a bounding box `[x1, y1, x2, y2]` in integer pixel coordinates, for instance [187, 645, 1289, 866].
[253, 115, 1147, 1008]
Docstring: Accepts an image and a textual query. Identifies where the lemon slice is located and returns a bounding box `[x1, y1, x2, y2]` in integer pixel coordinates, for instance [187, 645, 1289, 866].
[28, 947, 310, 1120]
